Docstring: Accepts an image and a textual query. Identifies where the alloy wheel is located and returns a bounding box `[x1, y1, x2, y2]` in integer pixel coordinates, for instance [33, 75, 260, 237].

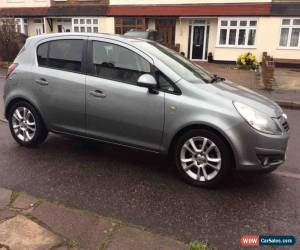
[180, 136, 222, 182]
[12, 107, 36, 142]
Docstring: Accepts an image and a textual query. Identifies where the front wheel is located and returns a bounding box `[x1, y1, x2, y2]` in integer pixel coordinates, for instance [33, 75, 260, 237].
[8, 101, 48, 147]
[174, 129, 232, 188]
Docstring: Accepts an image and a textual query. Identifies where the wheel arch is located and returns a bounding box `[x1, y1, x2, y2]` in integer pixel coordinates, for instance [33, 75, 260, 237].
[5, 97, 48, 130]
[168, 124, 236, 169]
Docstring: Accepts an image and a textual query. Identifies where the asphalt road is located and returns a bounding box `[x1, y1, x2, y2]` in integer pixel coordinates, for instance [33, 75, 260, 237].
[0, 73, 300, 249]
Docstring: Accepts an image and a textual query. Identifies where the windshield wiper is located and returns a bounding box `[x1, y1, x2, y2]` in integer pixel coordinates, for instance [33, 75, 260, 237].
[210, 74, 225, 83]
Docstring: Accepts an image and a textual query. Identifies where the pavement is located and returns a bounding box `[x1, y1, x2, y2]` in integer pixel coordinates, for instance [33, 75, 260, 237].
[0, 188, 189, 250]
[0, 67, 300, 249]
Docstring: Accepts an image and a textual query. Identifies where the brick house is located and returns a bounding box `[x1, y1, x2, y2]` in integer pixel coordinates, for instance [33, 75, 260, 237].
[0, 0, 299, 64]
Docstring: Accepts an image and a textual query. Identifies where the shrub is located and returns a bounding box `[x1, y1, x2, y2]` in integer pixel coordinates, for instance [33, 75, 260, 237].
[0, 18, 26, 62]
[189, 241, 212, 250]
[236, 52, 259, 70]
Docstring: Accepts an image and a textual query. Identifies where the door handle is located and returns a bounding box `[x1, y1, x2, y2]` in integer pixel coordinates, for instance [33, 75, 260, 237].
[35, 78, 48, 86]
[89, 90, 106, 98]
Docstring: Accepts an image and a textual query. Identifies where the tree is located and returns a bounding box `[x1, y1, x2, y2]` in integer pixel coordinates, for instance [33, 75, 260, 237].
[0, 18, 26, 62]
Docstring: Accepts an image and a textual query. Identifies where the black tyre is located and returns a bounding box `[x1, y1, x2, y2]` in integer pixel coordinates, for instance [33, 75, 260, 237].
[174, 129, 232, 188]
[8, 101, 48, 147]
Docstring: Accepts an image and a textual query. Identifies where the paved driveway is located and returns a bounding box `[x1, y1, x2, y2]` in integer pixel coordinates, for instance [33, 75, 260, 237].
[0, 70, 299, 249]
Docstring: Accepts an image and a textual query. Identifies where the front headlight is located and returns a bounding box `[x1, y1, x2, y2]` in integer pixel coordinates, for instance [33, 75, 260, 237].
[233, 102, 282, 135]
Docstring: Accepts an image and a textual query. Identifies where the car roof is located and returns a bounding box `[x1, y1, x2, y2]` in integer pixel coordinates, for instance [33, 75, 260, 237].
[27, 32, 143, 44]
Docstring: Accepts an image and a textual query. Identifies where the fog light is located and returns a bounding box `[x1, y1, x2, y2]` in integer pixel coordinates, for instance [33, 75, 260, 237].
[263, 157, 269, 167]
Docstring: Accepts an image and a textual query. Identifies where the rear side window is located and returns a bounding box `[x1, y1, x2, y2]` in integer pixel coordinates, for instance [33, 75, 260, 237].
[37, 39, 84, 73]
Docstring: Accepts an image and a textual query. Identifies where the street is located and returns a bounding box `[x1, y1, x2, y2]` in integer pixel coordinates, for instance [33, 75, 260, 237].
[0, 74, 300, 249]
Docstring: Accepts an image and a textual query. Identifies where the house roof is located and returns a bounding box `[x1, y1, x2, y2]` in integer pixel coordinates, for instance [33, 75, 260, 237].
[0, 7, 48, 17]
[0, 5, 107, 17]
[271, 2, 300, 16]
[47, 6, 108, 16]
[107, 3, 271, 17]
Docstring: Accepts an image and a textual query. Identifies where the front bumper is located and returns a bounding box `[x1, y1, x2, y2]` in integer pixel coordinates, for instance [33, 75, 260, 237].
[226, 122, 289, 172]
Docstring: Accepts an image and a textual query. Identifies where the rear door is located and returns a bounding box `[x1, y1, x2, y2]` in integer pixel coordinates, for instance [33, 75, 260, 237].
[33, 37, 87, 135]
[85, 39, 165, 151]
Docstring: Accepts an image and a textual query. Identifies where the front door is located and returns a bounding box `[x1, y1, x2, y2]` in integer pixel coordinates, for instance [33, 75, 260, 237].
[155, 19, 176, 49]
[85, 39, 165, 151]
[191, 26, 205, 60]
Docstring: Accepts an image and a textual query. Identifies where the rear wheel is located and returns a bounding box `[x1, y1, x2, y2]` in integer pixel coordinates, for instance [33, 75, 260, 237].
[8, 101, 48, 147]
[174, 129, 232, 188]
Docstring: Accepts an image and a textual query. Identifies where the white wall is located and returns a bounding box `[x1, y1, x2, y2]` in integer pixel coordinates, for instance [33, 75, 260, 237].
[0, 0, 50, 8]
[212, 17, 300, 61]
[148, 19, 156, 30]
[175, 19, 190, 57]
[110, 0, 271, 5]
[175, 17, 300, 61]
[99, 17, 115, 34]
[27, 18, 44, 36]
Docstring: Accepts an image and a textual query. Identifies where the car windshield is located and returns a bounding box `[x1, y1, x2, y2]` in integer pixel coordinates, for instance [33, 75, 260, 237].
[137, 41, 214, 83]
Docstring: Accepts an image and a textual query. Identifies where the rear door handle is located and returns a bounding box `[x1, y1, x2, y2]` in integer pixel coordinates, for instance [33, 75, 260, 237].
[89, 90, 106, 98]
[35, 78, 48, 86]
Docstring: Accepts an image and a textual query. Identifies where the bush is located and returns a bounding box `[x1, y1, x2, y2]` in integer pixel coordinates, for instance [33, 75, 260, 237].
[189, 241, 212, 250]
[236, 52, 259, 70]
[0, 18, 26, 62]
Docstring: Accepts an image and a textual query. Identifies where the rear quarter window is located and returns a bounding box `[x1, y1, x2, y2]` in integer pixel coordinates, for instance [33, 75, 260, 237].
[37, 43, 48, 66]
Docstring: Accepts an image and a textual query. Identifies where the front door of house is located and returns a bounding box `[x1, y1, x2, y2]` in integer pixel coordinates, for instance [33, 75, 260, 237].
[191, 26, 206, 60]
[155, 19, 175, 49]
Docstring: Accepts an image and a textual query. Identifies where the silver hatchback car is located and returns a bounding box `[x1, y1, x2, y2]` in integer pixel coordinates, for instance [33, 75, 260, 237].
[4, 33, 289, 187]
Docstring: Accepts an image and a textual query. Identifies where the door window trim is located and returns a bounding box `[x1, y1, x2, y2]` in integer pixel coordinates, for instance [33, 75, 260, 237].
[36, 38, 87, 75]
[86, 38, 181, 95]
[86, 39, 153, 85]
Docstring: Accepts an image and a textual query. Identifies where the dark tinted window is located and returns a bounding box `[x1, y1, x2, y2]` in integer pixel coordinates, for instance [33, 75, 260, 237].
[37, 43, 48, 67]
[37, 40, 83, 73]
[48, 40, 83, 73]
[92, 41, 151, 84]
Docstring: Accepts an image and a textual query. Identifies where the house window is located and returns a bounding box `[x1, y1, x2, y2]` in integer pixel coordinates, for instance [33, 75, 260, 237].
[217, 18, 257, 47]
[115, 18, 146, 34]
[15, 18, 28, 35]
[72, 18, 99, 33]
[279, 18, 300, 48]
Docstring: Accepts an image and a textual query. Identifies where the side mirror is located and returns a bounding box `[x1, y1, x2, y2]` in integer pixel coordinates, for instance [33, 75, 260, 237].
[137, 74, 157, 89]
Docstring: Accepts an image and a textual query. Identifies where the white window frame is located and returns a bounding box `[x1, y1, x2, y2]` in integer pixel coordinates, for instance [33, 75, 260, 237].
[216, 17, 257, 48]
[15, 18, 28, 35]
[72, 17, 99, 33]
[278, 18, 300, 49]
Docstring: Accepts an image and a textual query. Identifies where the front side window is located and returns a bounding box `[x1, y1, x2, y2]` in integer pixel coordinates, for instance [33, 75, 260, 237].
[279, 18, 300, 48]
[91, 41, 151, 85]
[37, 39, 83, 73]
[217, 18, 257, 47]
